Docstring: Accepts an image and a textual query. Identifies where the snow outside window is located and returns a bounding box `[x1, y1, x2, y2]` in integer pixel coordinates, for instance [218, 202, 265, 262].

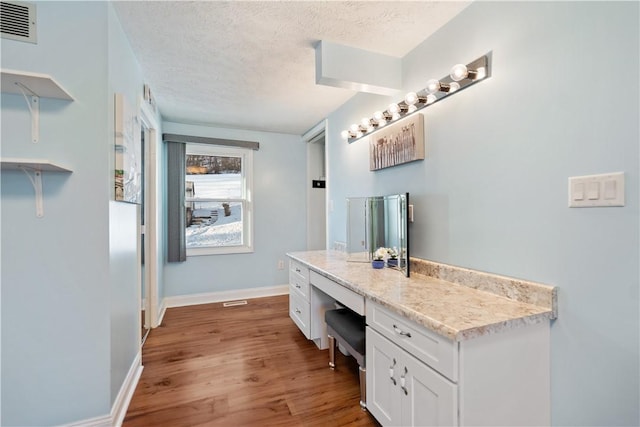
[185, 144, 253, 256]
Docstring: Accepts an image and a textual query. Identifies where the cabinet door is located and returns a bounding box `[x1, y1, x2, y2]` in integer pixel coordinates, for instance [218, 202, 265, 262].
[289, 288, 310, 339]
[366, 327, 402, 426]
[401, 349, 457, 427]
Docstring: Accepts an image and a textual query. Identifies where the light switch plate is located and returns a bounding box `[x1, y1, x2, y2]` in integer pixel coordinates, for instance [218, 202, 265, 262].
[568, 172, 625, 207]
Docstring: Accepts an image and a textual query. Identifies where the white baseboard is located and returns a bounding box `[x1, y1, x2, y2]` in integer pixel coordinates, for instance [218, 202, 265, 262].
[111, 350, 143, 427]
[157, 298, 168, 326]
[62, 414, 111, 427]
[164, 284, 289, 309]
[61, 351, 142, 427]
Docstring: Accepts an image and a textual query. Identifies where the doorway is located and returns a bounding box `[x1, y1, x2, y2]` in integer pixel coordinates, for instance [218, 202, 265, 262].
[304, 121, 327, 250]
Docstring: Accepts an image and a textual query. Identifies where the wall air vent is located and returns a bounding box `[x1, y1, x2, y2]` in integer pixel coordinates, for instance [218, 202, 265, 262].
[1, 1, 36, 44]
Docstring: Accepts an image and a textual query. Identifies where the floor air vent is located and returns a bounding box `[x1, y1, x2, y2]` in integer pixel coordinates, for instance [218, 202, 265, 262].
[223, 300, 248, 307]
[1, 1, 36, 44]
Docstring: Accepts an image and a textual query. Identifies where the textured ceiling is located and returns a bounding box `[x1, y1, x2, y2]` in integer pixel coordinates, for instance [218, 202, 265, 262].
[113, 1, 470, 135]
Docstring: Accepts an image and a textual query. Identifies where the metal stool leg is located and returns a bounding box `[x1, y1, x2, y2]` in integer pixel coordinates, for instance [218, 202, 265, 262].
[328, 334, 336, 369]
[359, 366, 367, 410]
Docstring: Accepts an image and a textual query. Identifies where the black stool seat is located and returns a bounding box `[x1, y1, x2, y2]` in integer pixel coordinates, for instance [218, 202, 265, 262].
[325, 308, 366, 355]
[324, 307, 367, 409]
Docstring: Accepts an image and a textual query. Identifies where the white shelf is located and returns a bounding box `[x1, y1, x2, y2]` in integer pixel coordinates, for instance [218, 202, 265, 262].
[1, 158, 72, 173]
[1, 69, 74, 100]
[1, 158, 72, 218]
[1, 69, 74, 143]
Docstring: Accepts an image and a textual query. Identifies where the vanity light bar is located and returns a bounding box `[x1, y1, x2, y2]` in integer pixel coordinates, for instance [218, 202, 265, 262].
[341, 53, 492, 143]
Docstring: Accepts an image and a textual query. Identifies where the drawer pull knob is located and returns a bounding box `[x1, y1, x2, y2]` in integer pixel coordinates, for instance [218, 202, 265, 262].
[393, 324, 412, 338]
[389, 358, 397, 385]
[295, 268, 301, 273]
[295, 308, 301, 314]
[295, 284, 301, 288]
[400, 367, 408, 395]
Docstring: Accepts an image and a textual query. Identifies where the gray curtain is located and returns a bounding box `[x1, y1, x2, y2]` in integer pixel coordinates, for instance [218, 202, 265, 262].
[166, 142, 186, 262]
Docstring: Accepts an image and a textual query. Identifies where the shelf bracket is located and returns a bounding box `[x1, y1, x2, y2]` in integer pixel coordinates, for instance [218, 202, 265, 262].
[19, 166, 44, 218]
[15, 82, 40, 143]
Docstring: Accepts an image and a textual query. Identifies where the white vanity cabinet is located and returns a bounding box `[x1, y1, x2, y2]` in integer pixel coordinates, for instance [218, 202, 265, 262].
[289, 260, 344, 348]
[289, 257, 367, 350]
[366, 301, 457, 426]
[287, 251, 555, 426]
[366, 300, 550, 427]
[289, 259, 311, 338]
[367, 327, 457, 426]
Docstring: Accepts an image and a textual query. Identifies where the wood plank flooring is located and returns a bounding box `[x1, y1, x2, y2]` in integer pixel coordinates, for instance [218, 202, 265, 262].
[123, 295, 379, 427]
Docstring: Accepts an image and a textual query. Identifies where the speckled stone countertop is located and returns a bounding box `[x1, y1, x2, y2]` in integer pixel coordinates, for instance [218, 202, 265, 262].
[287, 250, 557, 342]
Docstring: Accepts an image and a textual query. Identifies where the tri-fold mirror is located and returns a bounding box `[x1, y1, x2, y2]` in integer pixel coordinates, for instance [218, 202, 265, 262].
[346, 193, 410, 277]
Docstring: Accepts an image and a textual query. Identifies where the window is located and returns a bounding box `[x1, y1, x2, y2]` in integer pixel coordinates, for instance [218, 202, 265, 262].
[184, 144, 253, 256]
[165, 133, 258, 262]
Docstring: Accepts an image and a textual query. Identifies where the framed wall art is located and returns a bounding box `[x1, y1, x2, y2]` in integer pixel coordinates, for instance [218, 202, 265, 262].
[369, 113, 424, 171]
[114, 93, 142, 203]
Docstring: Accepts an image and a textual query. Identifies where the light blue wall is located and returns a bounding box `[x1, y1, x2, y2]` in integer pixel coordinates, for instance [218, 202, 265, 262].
[107, 3, 156, 408]
[1, 2, 112, 425]
[1, 2, 150, 425]
[327, 2, 639, 425]
[162, 122, 307, 296]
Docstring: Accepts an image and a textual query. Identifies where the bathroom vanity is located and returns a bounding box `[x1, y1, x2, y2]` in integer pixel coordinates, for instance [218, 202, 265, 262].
[287, 250, 557, 427]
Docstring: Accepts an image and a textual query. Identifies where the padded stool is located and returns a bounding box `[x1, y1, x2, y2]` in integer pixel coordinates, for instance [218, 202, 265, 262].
[324, 308, 367, 410]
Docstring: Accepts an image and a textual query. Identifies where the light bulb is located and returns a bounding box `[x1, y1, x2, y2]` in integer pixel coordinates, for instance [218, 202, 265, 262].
[449, 82, 460, 93]
[373, 111, 385, 122]
[341, 130, 350, 140]
[392, 112, 401, 121]
[426, 94, 437, 104]
[405, 92, 418, 105]
[475, 67, 486, 80]
[378, 118, 386, 127]
[356, 131, 363, 138]
[425, 79, 441, 94]
[361, 117, 372, 128]
[450, 64, 468, 81]
[350, 123, 359, 133]
[367, 125, 375, 133]
[407, 105, 417, 113]
[388, 103, 400, 114]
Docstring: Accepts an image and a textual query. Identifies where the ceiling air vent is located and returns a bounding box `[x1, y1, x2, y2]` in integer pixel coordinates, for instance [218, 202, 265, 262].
[1, 1, 36, 44]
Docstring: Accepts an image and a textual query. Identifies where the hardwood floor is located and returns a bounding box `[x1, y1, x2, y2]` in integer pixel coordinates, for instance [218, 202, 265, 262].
[123, 295, 380, 427]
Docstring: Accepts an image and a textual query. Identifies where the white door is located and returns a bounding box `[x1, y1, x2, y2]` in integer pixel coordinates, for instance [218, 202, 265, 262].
[402, 349, 457, 426]
[138, 102, 159, 330]
[366, 327, 402, 425]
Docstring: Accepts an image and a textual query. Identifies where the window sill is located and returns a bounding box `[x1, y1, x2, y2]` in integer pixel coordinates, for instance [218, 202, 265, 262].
[187, 245, 254, 257]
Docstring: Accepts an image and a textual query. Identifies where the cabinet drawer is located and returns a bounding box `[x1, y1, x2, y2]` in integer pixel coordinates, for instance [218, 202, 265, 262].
[289, 288, 310, 339]
[367, 300, 458, 382]
[289, 270, 310, 300]
[289, 259, 309, 283]
[309, 270, 365, 315]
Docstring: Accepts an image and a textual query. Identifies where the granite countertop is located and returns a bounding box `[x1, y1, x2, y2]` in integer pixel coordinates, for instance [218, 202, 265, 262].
[287, 250, 556, 342]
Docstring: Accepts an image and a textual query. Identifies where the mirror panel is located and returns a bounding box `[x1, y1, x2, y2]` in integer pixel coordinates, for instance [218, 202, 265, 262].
[346, 197, 368, 261]
[346, 193, 409, 277]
